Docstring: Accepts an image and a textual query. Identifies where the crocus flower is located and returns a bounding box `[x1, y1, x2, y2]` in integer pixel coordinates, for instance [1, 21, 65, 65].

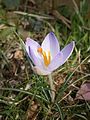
[25, 32, 75, 75]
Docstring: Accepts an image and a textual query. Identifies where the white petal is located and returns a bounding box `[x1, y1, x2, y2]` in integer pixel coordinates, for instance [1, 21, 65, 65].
[41, 32, 60, 59]
[32, 66, 51, 75]
[48, 52, 63, 71]
[61, 41, 75, 64]
[25, 37, 40, 58]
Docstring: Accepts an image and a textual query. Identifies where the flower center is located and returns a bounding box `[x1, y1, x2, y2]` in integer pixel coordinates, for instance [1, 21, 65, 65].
[37, 47, 51, 66]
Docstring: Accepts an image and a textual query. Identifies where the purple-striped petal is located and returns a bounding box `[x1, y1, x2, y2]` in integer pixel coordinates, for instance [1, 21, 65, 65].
[48, 52, 63, 71]
[61, 41, 75, 64]
[25, 37, 40, 57]
[29, 46, 42, 67]
[47, 41, 75, 72]
[41, 32, 60, 59]
[29, 46, 50, 72]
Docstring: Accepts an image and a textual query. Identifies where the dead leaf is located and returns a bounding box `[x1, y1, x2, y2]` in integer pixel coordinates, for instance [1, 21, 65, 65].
[26, 101, 39, 120]
[54, 74, 64, 90]
[14, 50, 23, 60]
[76, 83, 90, 101]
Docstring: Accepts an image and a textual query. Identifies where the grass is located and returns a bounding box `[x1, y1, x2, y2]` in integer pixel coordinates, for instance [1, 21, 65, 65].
[0, 0, 90, 120]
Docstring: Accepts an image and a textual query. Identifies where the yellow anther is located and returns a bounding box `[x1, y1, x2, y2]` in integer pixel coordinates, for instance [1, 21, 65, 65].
[37, 47, 42, 53]
[42, 51, 48, 66]
[42, 51, 51, 66]
[48, 51, 51, 65]
[37, 47, 51, 66]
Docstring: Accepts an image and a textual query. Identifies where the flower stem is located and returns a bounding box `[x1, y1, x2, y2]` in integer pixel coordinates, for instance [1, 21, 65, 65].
[48, 74, 55, 102]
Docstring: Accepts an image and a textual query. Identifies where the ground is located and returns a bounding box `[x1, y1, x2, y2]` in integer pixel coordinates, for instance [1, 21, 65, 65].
[0, 0, 90, 120]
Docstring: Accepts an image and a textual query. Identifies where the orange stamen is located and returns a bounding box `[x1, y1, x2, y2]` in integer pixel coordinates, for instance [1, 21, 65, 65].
[37, 47, 42, 53]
